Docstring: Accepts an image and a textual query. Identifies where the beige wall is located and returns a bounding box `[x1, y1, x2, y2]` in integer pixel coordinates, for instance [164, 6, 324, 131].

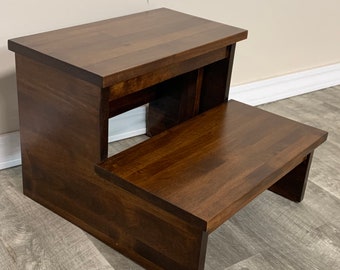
[1, 0, 339, 134]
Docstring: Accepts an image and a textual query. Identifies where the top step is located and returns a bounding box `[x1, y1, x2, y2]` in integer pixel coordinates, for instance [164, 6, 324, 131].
[95, 100, 327, 232]
[8, 8, 247, 88]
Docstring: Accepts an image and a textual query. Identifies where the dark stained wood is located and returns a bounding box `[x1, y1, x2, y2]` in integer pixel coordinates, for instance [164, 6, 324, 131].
[109, 47, 227, 101]
[145, 45, 235, 136]
[96, 100, 328, 233]
[8, 8, 247, 88]
[269, 152, 314, 202]
[9, 7, 328, 270]
[9, 9, 249, 269]
[14, 54, 208, 270]
[146, 70, 201, 136]
[145, 45, 235, 135]
[199, 44, 235, 112]
[109, 86, 159, 118]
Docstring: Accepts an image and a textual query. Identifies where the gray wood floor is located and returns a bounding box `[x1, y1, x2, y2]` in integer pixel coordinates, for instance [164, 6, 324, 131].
[1, 85, 340, 269]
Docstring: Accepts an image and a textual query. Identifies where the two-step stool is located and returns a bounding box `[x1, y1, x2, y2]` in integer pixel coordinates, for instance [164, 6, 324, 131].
[9, 8, 327, 270]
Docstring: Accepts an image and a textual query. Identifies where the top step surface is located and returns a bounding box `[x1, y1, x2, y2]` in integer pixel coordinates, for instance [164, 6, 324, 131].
[96, 100, 327, 232]
[8, 8, 247, 88]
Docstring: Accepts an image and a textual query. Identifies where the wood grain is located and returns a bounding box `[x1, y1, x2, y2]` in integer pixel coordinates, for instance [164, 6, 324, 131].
[9, 8, 249, 269]
[1, 86, 338, 270]
[108, 47, 228, 101]
[96, 100, 327, 233]
[199, 44, 236, 112]
[9, 7, 331, 270]
[14, 54, 210, 270]
[8, 8, 247, 87]
[146, 69, 202, 136]
[268, 152, 313, 202]
[94, 86, 340, 270]
[145, 45, 235, 136]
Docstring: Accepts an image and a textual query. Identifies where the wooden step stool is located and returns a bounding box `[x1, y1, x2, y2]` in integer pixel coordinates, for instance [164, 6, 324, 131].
[9, 8, 327, 270]
[96, 100, 327, 269]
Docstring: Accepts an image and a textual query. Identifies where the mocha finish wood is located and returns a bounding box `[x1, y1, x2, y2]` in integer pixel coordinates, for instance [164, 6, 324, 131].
[9, 8, 248, 269]
[9, 7, 327, 270]
[146, 45, 234, 136]
[8, 8, 247, 88]
[96, 101, 328, 233]
[268, 152, 314, 202]
[146, 70, 201, 136]
[14, 54, 209, 270]
[2, 87, 339, 270]
[108, 47, 228, 101]
[199, 44, 235, 112]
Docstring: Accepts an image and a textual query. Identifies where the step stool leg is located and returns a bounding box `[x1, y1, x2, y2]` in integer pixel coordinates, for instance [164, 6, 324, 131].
[135, 229, 208, 270]
[127, 216, 208, 270]
[268, 152, 314, 202]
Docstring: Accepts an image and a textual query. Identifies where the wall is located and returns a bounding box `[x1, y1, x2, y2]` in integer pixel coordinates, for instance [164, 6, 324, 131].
[159, 0, 340, 83]
[1, 0, 340, 135]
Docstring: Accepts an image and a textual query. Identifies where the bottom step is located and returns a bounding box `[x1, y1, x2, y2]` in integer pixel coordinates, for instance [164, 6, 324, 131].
[96, 100, 327, 233]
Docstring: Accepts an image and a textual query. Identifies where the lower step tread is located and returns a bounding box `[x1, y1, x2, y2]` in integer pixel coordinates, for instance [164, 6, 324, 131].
[96, 100, 327, 232]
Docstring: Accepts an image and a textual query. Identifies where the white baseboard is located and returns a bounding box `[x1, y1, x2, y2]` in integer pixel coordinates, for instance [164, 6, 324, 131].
[229, 63, 340, 105]
[0, 132, 21, 170]
[1, 63, 339, 170]
[108, 106, 146, 142]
